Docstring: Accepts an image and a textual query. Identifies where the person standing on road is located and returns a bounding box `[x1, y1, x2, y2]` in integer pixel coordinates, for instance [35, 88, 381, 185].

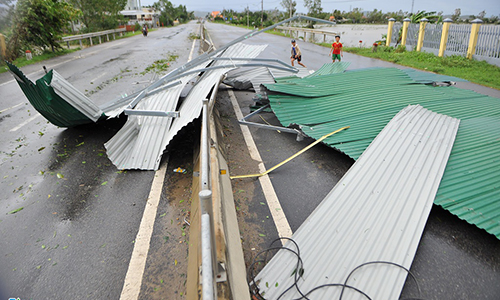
[330, 35, 343, 62]
[290, 39, 306, 68]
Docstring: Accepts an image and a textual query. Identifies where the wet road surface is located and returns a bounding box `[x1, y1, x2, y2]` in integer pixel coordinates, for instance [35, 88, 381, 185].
[0, 22, 200, 299]
[206, 22, 500, 300]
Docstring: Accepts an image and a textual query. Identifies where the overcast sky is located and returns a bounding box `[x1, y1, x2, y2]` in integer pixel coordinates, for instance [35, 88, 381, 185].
[140, 0, 500, 17]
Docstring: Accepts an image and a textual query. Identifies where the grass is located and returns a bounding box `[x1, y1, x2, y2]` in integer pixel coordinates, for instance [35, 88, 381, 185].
[318, 44, 500, 90]
[1, 48, 81, 74]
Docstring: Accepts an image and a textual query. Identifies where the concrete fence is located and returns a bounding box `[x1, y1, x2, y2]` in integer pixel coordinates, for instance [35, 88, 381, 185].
[60, 28, 126, 49]
[276, 26, 339, 44]
[387, 18, 500, 66]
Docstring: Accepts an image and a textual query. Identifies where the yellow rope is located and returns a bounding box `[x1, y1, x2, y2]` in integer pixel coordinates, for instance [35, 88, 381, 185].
[230, 126, 349, 179]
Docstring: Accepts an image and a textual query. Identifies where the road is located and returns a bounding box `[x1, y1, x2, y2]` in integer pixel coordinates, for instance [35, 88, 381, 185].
[205, 22, 500, 300]
[0, 22, 200, 299]
[1, 19, 498, 300]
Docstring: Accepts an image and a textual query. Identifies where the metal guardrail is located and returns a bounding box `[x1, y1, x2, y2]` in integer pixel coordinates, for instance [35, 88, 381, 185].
[194, 16, 337, 298]
[200, 99, 216, 300]
[60, 28, 126, 48]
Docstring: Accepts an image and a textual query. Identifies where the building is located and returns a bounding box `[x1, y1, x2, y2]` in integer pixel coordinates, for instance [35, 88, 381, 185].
[120, 0, 159, 27]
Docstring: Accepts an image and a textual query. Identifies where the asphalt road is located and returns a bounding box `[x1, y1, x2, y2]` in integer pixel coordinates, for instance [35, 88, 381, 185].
[206, 22, 500, 299]
[0, 22, 200, 299]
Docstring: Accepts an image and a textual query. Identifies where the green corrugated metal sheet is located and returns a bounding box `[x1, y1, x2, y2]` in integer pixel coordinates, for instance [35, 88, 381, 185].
[305, 61, 350, 77]
[7, 62, 97, 127]
[265, 67, 500, 239]
[402, 68, 468, 83]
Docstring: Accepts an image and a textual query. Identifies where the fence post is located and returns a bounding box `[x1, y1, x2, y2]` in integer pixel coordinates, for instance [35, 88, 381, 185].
[467, 19, 483, 59]
[438, 18, 452, 57]
[386, 18, 395, 47]
[401, 18, 411, 46]
[416, 18, 428, 52]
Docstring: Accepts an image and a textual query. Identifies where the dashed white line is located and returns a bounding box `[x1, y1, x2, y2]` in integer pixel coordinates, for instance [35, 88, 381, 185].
[9, 115, 41, 132]
[227, 89, 293, 241]
[0, 103, 23, 113]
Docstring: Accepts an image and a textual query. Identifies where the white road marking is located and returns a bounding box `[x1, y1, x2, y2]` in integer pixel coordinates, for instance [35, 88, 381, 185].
[0, 102, 23, 113]
[188, 39, 196, 61]
[9, 114, 41, 132]
[120, 31, 199, 300]
[90, 72, 107, 84]
[0, 41, 126, 88]
[119, 162, 168, 300]
[228, 89, 293, 241]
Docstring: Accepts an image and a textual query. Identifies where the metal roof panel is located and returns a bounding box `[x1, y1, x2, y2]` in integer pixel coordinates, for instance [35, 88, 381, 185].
[256, 105, 460, 299]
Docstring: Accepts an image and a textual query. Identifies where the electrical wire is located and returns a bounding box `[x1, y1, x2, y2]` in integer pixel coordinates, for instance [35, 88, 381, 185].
[248, 237, 426, 300]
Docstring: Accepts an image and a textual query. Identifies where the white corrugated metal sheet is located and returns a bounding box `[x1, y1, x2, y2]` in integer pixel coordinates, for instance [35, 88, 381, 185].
[255, 105, 460, 300]
[105, 43, 268, 170]
[270, 67, 311, 78]
[50, 70, 104, 121]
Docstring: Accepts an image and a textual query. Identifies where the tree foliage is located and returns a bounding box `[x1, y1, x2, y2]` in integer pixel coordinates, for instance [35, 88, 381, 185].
[7, 0, 80, 60]
[451, 8, 461, 22]
[280, 0, 296, 18]
[153, 0, 193, 27]
[69, 0, 126, 32]
[304, 0, 322, 17]
[0, 0, 14, 33]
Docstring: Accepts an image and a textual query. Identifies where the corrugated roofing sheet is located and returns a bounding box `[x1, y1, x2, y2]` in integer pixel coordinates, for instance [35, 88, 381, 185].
[104, 43, 268, 170]
[264, 67, 500, 238]
[256, 105, 460, 299]
[6, 61, 99, 127]
[50, 70, 105, 122]
[401, 68, 468, 83]
[304, 61, 350, 77]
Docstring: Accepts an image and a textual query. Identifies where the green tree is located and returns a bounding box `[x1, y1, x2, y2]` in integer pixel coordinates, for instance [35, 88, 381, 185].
[451, 8, 461, 22]
[153, 0, 192, 27]
[280, 0, 296, 18]
[69, 0, 126, 32]
[0, 0, 14, 33]
[304, 0, 322, 18]
[7, 0, 80, 59]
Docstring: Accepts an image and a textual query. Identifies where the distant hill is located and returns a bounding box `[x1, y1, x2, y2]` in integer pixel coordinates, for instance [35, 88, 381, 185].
[193, 11, 209, 18]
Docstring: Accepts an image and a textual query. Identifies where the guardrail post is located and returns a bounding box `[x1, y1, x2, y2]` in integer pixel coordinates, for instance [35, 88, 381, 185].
[106, 34, 109, 42]
[467, 18, 483, 59]
[89, 37, 93, 46]
[438, 18, 453, 57]
[0, 33, 5, 59]
[79, 39, 82, 48]
[401, 18, 411, 46]
[113, 33, 116, 39]
[98, 36, 102, 44]
[416, 18, 428, 52]
[386, 18, 395, 46]
[66, 41, 70, 49]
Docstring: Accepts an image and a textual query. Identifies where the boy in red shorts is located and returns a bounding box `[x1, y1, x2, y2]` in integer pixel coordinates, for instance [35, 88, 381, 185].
[329, 35, 343, 62]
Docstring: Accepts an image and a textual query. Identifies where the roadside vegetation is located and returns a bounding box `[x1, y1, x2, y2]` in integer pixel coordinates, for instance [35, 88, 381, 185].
[0, 0, 193, 65]
[337, 45, 500, 89]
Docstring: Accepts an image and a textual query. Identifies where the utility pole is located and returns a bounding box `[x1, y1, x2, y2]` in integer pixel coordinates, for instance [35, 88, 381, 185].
[289, 0, 292, 18]
[247, 5, 249, 27]
[411, 0, 415, 14]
